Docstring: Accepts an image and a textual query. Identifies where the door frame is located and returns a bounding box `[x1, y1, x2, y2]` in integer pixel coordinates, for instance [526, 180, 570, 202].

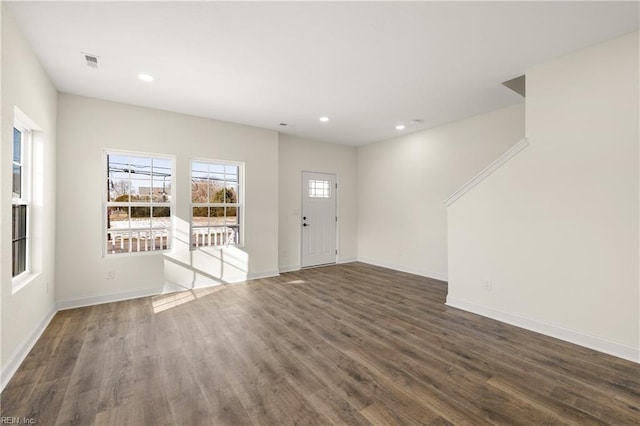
[300, 169, 339, 268]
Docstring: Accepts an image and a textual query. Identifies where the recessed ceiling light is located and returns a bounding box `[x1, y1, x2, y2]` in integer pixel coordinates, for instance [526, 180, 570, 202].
[138, 73, 154, 82]
[396, 124, 405, 130]
[319, 117, 329, 122]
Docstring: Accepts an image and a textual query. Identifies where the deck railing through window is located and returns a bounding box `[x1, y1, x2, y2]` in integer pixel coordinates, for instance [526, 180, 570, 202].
[107, 228, 169, 254]
[107, 226, 240, 254]
[191, 226, 239, 247]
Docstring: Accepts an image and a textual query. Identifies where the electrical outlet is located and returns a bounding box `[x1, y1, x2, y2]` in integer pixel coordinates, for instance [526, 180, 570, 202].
[483, 280, 493, 291]
[106, 269, 115, 280]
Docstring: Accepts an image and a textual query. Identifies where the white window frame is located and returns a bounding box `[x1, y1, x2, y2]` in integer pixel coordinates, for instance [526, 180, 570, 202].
[11, 123, 31, 284]
[103, 150, 176, 257]
[190, 158, 244, 249]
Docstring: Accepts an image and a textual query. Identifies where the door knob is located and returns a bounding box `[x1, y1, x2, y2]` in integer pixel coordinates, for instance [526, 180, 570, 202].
[303, 223, 308, 227]
[303, 216, 307, 220]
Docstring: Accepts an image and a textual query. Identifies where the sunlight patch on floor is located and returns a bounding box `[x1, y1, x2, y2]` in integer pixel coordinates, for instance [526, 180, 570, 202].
[151, 284, 227, 314]
[152, 292, 196, 313]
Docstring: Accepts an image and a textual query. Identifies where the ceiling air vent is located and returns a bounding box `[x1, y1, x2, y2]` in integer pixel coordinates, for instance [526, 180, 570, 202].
[84, 53, 99, 69]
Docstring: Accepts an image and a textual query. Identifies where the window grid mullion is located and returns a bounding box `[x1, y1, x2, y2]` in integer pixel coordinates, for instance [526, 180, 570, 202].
[190, 160, 242, 248]
[106, 151, 173, 255]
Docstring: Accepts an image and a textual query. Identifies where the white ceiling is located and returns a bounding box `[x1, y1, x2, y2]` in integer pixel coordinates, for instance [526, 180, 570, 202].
[7, 1, 639, 146]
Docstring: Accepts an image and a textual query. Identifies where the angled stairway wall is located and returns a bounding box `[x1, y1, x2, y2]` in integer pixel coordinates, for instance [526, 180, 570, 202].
[446, 31, 639, 362]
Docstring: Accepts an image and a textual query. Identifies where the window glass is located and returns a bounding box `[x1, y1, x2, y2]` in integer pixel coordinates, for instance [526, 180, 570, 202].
[12, 205, 27, 276]
[191, 160, 243, 247]
[12, 127, 28, 277]
[12, 129, 23, 199]
[309, 179, 331, 198]
[106, 152, 173, 255]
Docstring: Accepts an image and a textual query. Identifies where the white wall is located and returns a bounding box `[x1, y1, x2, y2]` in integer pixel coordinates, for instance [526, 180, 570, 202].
[278, 134, 358, 271]
[56, 94, 279, 306]
[357, 104, 525, 280]
[1, 6, 58, 388]
[447, 32, 639, 361]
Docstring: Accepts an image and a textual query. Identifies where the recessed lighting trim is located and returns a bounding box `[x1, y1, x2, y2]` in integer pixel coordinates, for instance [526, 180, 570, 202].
[319, 117, 329, 122]
[395, 124, 405, 130]
[138, 73, 154, 82]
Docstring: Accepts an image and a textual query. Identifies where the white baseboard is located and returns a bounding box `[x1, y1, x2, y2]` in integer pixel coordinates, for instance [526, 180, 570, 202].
[1, 306, 56, 392]
[357, 257, 448, 282]
[56, 287, 160, 311]
[446, 296, 639, 364]
[279, 264, 300, 273]
[279, 259, 356, 274]
[248, 270, 280, 280]
[58, 270, 281, 311]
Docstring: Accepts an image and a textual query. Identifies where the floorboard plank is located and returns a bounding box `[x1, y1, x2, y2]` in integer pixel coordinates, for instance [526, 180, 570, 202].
[2, 262, 638, 425]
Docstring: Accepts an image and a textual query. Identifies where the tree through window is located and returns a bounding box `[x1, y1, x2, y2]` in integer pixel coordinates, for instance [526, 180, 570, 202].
[105, 152, 174, 254]
[191, 161, 242, 247]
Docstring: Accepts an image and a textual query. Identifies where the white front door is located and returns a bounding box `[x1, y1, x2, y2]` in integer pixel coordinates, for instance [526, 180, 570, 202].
[301, 171, 337, 268]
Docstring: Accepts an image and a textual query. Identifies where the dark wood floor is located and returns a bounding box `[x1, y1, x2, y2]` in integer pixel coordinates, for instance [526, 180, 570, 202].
[2, 263, 639, 425]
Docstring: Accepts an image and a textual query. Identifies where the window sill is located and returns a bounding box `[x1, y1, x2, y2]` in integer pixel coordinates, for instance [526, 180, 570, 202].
[190, 243, 245, 252]
[103, 248, 173, 258]
[12, 271, 41, 295]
